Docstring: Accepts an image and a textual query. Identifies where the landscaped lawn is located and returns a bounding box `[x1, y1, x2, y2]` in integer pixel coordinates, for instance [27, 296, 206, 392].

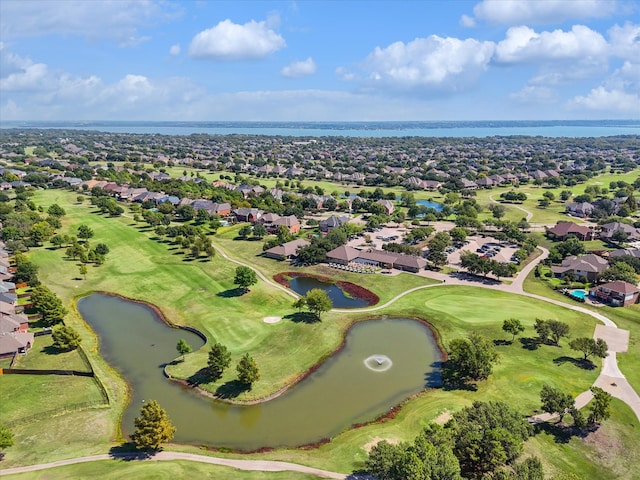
[12, 334, 92, 372]
[3, 459, 322, 479]
[0, 373, 106, 425]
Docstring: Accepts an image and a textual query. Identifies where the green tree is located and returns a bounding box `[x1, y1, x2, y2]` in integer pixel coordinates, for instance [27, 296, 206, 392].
[236, 353, 260, 386]
[13, 253, 40, 286]
[77, 224, 94, 241]
[547, 319, 570, 346]
[304, 288, 333, 320]
[588, 386, 612, 425]
[534, 318, 551, 344]
[252, 223, 267, 239]
[30, 285, 67, 326]
[50, 234, 66, 249]
[29, 221, 54, 246]
[47, 203, 66, 217]
[238, 224, 253, 239]
[233, 266, 258, 292]
[131, 400, 175, 450]
[444, 332, 499, 385]
[502, 318, 525, 343]
[176, 339, 192, 360]
[79, 264, 88, 280]
[0, 425, 15, 456]
[448, 401, 532, 478]
[207, 342, 231, 381]
[599, 263, 638, 284]
[569, 337, 608, 361]
[52, 325, 82, 351]
[290, 293, 305, 310]
[176, 204, 195, 221]
[540, 385, 574, 422]
[94, 243, 110, 255]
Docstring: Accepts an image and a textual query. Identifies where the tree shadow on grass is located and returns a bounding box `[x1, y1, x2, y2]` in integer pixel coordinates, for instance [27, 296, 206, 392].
[109, 443, 156, 460]
[346, 471, 374, 480]
[41, 345, 62, 355]
[439, 363, 478, 392]
[532, 421, 593, 444]
[493, 339, 513, 346]
[553, 356, 596, 370]
[216, 288, 245, 298]
[215, 380, 251, 399]
[187, 367, 212, 386]
[284, 312, 321, 324]
[520, 337, 542, 351]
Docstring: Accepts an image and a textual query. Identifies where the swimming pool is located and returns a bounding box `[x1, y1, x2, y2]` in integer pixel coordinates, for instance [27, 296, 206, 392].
[571, 289, 587, 299]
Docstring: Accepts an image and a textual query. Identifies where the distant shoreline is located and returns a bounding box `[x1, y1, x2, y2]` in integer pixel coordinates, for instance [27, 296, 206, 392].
[1, 120, 638, 138]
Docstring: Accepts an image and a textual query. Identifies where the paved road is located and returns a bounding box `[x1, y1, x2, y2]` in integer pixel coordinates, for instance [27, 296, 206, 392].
[488, 193, 533, 222]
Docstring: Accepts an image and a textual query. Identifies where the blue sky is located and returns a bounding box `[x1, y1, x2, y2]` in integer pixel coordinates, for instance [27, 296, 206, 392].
[1, 0, 639, 121]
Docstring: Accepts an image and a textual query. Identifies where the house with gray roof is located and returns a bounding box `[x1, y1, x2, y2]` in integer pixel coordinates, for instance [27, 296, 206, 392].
[550, 254, 609, 282]
[263, 239, 310, 261]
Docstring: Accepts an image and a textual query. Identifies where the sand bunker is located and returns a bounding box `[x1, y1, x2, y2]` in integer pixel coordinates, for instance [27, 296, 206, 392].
[263, 316, 282, 324]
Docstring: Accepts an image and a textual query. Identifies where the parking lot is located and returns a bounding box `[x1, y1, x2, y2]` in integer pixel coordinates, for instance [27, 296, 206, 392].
[446, 235, 519, 266]
[346, 226, 408, 250]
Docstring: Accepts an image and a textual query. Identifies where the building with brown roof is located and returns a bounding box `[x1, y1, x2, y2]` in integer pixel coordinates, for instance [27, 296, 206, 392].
[550, 254, 609, 282]
[263, 239, 310, 261]
[546, 221, 594, 241]
[590, 281, 639, 307]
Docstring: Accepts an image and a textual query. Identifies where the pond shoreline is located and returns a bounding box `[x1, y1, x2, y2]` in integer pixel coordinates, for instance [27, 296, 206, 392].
[273, 271, 380, 306]
[79, 292, 445, 451]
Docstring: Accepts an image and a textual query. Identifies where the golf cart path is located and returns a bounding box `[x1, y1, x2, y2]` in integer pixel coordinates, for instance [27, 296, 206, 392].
[488, 193, 533, 222]
[0, 451, 351, 478]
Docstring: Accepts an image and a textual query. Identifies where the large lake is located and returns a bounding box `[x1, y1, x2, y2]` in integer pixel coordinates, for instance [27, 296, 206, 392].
[78, 293, 442, 450]
[2, 120, 638, 137]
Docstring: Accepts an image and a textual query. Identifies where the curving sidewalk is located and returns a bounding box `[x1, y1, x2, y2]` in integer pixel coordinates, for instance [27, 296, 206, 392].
[0, 452, 350, 478]
[488, 193, 533, 222]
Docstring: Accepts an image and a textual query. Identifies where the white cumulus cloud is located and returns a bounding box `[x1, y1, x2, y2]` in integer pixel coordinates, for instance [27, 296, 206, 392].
[567, 86, 640, 114]
[169, 44, 181, 56]
[0, 0, 180, 46]
[494, 25, 608, 64]
[359, 35, 495, 92]
[467, 0, 616, 26]
[189, 18, 286, 60]
[609, 22, 640, 61]
[281, 57, 316, 78]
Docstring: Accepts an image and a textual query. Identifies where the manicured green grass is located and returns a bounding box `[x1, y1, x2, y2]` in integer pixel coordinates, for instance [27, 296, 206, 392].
[0, 374, 106, 426]
[523, 272, 640, 396]
[12, 334, 91, 372]
[473, 168, 640, 224]
[2, 459, 322, 479]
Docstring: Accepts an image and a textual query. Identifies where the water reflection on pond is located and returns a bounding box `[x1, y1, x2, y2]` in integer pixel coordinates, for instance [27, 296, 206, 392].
[79, 293, 441, 450]
[288, 276, 371, 308]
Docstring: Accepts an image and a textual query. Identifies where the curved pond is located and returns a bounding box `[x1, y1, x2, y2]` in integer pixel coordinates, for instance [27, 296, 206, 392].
[79, 293, 442, 450]
[288, 276, 371, 308]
